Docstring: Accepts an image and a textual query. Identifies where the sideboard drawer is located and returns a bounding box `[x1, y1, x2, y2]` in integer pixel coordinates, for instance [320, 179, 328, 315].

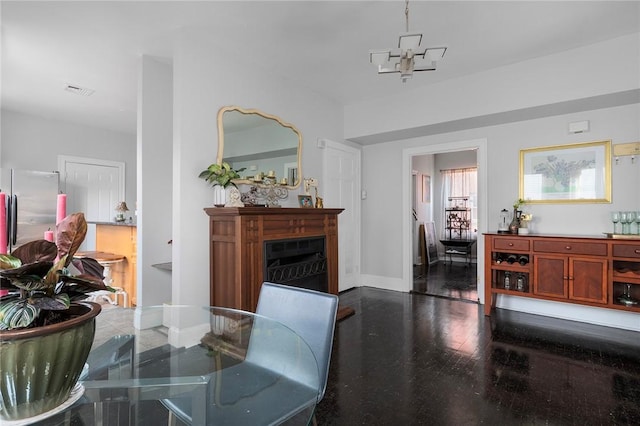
[533, 240, 607, 256]
[493, 238, 530, 251]
[612, 243, 640, 259]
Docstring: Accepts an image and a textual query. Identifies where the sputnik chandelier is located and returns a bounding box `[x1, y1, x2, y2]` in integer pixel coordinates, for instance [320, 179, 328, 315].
[369, 0, 447, 83]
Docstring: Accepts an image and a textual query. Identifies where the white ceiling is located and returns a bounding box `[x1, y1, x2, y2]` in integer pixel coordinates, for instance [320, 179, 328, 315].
[2, 1, 639, 135]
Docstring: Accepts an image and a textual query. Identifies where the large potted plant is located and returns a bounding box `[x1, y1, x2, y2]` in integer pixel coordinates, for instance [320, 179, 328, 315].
[199, 162, 246, 206]
[0, 212, 112, 422]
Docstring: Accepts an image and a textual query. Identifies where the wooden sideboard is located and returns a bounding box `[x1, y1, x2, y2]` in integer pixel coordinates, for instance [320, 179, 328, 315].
[204, 207, 343, 312]
[484, 233, 640, 316]
[95, 223, 137, 307]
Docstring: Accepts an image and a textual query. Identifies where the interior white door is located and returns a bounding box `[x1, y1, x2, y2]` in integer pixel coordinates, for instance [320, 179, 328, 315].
[58, 156, 125, 250]
[321, 139, 361, 291]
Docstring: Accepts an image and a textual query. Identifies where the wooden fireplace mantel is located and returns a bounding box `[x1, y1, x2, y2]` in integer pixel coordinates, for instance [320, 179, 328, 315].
[204, 207, 344, 312]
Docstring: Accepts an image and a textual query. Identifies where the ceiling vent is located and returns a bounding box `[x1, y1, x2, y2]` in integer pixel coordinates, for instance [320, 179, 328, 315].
[64, 84, 95, 96]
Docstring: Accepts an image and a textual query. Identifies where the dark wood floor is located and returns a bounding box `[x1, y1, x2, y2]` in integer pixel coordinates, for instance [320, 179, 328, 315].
[413, 260, 478, 302]
[316, 287, 640, 425]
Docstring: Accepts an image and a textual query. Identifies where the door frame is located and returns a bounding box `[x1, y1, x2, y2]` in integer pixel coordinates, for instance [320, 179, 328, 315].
[401, 138, 488, 304]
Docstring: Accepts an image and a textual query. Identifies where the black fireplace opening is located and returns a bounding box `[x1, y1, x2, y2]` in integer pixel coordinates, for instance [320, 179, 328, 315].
[263, 236, 328, 293]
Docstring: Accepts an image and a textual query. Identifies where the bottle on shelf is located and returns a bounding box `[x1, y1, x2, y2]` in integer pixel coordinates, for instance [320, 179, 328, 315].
[495, 253, 505, 264]
[504, 272, 511, 290]
[518, 255, 529, 266]
[506, 254, 517, 264]
[516, 274, 527, 292]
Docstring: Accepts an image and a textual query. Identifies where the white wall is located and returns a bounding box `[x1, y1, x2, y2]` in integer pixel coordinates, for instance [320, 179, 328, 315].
[170, 31, 343, 306]
[1, 109, 136, 210]
[136, 55, 173, 308]
[361, 103, 639, 330]
[345, 33, 640, 140]
[351, 32, 640, 330]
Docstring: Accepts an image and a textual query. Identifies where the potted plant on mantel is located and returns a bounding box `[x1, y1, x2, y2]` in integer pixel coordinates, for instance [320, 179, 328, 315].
[0, 212, 112, 422]
[199, 161, 246, 206]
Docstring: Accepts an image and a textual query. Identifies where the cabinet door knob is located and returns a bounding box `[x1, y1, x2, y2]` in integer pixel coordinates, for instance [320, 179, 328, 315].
[635, 249, 640, 254]
[508, 243, 514, 247]
[565, 246, 571, 250]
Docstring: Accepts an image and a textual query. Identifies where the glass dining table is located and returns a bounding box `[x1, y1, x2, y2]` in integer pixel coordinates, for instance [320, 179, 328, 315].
[29, 305, 321, 426]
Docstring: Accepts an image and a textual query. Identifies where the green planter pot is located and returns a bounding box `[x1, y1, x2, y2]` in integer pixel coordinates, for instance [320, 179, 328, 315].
[0, 301, 101, 421]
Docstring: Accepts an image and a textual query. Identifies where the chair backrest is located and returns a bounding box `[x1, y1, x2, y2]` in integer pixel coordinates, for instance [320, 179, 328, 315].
[253, 282, 338, 401]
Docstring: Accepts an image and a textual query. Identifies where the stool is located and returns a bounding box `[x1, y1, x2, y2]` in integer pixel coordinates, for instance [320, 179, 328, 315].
[76, 251, 128, 307]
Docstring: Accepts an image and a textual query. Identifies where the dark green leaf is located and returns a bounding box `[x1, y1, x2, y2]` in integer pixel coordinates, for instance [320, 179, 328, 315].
[0, 300, 39, 329]
[30, 293, 69, 310]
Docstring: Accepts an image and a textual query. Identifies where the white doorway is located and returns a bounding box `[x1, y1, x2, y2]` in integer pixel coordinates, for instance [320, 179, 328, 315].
[58, 155, 125, 249]
[321, 139, 361, 291]
[402, 139, 488, 304]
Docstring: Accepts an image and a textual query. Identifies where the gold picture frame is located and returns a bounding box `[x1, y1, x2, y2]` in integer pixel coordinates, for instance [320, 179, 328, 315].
[519, 140, 611, 204]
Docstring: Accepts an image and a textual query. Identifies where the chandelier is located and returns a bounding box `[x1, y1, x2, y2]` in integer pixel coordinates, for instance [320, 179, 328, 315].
[369, 0, 447, 83]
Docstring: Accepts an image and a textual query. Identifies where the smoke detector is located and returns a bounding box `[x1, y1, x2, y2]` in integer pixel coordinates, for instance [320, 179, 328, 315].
[64, 84, 95, 96]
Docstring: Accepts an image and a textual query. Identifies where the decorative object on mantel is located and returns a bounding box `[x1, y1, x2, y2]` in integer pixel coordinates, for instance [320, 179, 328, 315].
[114, 201, 129, 222]
[369, 0, 446, 83]
[253, 176, 288, 207]
[199, 162, 246, 207]
[303, 177, 318, 196]
[225, 187, 244, 207]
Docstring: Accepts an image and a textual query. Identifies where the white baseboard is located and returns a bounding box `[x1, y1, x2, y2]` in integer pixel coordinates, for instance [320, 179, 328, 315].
[495, 295, 640, 332]
[133, 306, 164, 330]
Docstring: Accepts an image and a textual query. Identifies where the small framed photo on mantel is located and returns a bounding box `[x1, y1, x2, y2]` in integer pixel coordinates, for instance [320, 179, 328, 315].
[298, 195, 314, 208]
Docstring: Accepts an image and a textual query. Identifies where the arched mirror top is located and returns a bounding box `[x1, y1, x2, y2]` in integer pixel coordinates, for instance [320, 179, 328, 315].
[216, 106, 302, 189]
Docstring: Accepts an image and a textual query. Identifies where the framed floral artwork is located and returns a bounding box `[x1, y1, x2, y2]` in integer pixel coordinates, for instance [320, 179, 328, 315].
[519, 140, 611, 204]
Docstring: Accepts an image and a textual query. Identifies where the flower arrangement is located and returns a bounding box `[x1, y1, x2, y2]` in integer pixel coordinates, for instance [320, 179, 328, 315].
[0, 213, 111, 330]
[513, 198, 527, 210]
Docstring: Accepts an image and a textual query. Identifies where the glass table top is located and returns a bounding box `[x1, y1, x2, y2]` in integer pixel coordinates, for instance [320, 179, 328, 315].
[30, 305, 320, 426]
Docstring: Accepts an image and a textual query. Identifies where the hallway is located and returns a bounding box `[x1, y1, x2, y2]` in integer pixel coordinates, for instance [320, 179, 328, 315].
[413, 261, 478, 303]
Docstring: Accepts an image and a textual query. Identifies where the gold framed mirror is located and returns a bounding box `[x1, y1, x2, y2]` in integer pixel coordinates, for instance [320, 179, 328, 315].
[216, 106, 302, 189]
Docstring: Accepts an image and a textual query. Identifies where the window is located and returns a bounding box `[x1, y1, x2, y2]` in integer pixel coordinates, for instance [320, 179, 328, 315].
[441, 168, 478, 237]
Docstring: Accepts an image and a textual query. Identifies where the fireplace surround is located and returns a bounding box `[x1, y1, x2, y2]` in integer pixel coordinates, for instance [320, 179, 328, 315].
[204, 207, 343, 312]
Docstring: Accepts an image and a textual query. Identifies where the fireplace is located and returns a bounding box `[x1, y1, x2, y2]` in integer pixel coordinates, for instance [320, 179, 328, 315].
[204, 207, 343, 312]
[263, 237, 328, 293]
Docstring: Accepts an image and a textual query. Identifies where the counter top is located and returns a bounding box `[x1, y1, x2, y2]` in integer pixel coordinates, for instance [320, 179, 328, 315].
[89, 221, 137, 227]
[484, 232, 640, 241]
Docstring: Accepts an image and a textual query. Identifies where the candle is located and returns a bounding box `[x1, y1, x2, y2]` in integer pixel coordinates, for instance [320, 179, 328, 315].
[44, 230, 54, 242]
[0, 192, 6, 254]
[280, 178, 288, 185]
[56, 194, 67, 224]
